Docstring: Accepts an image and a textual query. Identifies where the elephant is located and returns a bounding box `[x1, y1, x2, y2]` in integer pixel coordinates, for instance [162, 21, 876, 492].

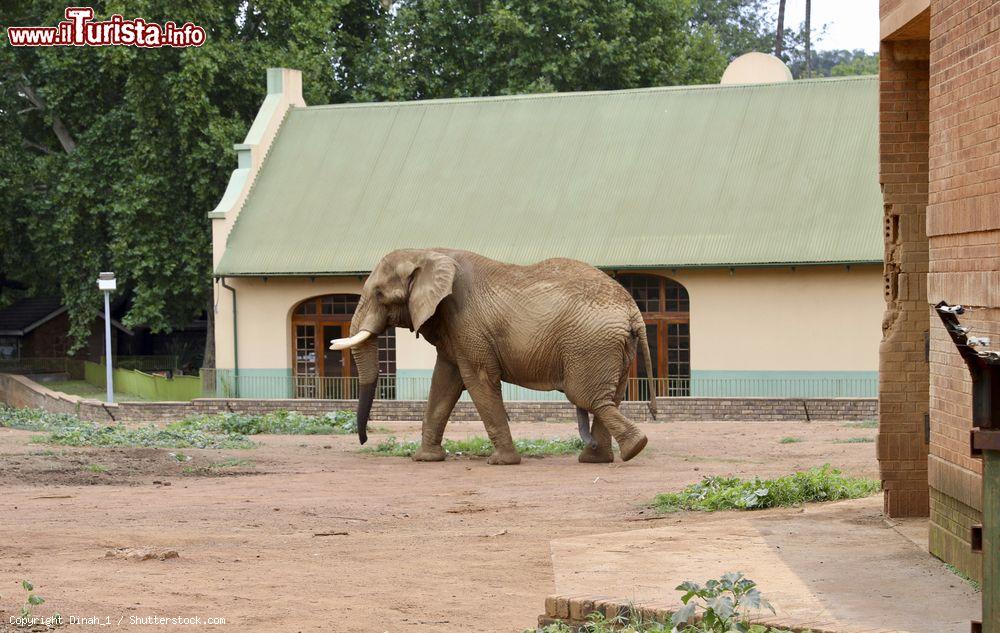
[330, 248, 656, 465]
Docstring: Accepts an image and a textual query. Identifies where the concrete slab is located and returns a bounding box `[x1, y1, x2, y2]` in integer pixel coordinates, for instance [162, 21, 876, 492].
[550, 497, 979, 633]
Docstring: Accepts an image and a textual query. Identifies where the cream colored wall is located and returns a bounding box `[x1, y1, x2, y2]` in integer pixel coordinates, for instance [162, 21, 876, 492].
[214, 277, 360, 370]
[213, 264, 882, 373]
[213, 275, 436, 371]
[659, 264, 882, 371]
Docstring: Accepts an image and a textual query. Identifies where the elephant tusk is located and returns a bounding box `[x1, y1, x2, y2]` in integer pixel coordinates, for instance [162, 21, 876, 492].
[329, 330, 372, 351]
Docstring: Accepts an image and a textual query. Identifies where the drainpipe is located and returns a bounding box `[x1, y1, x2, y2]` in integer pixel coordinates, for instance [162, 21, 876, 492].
[219, 277, 239, 397]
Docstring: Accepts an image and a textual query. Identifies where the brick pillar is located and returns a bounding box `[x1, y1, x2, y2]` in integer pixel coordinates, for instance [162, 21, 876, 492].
[924, 0, 1000, 582]
[877, 38, 930, 518]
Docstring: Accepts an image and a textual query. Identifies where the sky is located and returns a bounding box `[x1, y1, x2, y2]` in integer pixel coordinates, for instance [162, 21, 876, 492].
[779, 0, 879, 53]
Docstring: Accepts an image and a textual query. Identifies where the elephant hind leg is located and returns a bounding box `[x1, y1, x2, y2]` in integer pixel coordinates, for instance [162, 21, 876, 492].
[578, 416, 613, 463]
[592, 405, 647, 462]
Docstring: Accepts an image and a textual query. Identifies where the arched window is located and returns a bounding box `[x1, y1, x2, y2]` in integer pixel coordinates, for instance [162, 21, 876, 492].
[616, 274, 690, 397]
[291, 295, 396, 399]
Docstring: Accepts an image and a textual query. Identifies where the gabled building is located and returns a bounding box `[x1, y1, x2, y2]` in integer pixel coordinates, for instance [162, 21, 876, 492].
[210, 64, 883, 401]
[0, 296, 132, 363]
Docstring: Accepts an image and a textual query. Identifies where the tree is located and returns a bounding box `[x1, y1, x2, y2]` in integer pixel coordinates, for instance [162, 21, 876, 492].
[361, 0, 728, 100]
[693, 0, 775, 61]
[774, 0, 786, 59]
[830, 51, 879, 76]
[804, 0, 811, 77]
[0, 0, 388, 353]
[787, 49, 878, 78]
[1, 0, 730, 356]
[690, 0, 774, 62]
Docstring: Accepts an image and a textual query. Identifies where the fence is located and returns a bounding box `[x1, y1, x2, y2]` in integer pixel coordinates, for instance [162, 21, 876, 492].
[84, 361, 201, 401]
[202, 371, 878, 401]
[0, 357, 84, 377]
[99, 355, 178, 372]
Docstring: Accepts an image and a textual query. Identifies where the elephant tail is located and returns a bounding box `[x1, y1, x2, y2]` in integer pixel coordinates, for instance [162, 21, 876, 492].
[636, 323, 657, 420]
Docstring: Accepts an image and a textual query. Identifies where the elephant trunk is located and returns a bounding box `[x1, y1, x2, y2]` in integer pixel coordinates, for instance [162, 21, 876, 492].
[351, 337, 379, 445]
[346, 297, 385, 445]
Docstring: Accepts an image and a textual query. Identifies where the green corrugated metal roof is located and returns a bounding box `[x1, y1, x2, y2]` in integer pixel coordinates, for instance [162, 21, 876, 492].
[216, 76, 881, 276]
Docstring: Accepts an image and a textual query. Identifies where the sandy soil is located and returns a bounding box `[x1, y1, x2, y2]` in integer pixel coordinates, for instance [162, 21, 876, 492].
[0, 418, 878, 632]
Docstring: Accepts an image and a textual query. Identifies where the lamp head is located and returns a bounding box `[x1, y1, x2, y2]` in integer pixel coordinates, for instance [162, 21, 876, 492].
[97, 272, 116, 291]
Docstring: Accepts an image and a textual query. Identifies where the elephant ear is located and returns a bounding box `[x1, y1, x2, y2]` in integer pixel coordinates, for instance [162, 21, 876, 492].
[407, 251, 457, 333]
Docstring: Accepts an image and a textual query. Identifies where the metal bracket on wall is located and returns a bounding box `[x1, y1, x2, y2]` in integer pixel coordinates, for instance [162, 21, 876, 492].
[934, 301, 999, 633]
[972, 429, 1000, 457]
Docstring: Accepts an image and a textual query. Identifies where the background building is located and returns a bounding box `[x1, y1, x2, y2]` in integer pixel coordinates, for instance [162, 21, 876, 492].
[210, 65, 883, 401]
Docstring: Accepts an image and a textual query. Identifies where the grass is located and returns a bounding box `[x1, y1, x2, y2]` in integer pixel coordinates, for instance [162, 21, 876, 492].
[778, 437, 802, 444]
[167, 410, 359, 435]
[40, 423, 256, 449]
[43, 379, 146, 402]
[844, 419, 878, 429]
[0, 406, 365, 450]
[833, 437, 874, 444]
[945, 564, 981, 592]
[365, 435, 585, 458]
[85, 463, 107, 473]
[650, 465, 880, 513]
[0, 405, 255, 450]
[182, 458, 253, 475]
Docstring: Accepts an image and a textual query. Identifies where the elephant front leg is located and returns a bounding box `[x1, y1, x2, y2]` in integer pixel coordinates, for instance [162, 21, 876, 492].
[461, 367, 521, 465]
[413, 356, 464, 462]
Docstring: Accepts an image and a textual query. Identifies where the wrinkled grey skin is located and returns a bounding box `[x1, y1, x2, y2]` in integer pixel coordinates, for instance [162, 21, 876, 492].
[344, 248, 656, 465]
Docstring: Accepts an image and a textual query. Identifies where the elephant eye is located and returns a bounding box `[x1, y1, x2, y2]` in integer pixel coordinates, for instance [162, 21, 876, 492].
[374, 289, 384, 302]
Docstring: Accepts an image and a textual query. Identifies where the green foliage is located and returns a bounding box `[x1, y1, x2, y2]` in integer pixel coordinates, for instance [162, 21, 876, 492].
[832, 437, 874, 444]
[845, 419, 878, 429]
[366, 435, 585, 458]
[651, 465, 880, 512]
[945, 564, 981, 593]
[790, 49, 879, 78]
[168, 410, 358, 435]
[85, 463, 108, 473]
[182, 457, 252, 475]
[363, 0, 727, 101]
[533, 573, 801, 633]
[20, 580, 45, 620]
[671, 573, 791, 633]
[778, 437, 801, 444]
[830, 53, 880, 77]
[38, 421, 255, 449]
[0, 0, 389, 347]
[0, 405, 81, 431]
[691, 0, 775, 62]
[0, 404, 255, 448]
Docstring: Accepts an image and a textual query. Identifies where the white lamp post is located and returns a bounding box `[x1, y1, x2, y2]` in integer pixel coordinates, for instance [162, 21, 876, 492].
[97, 272, 116, 403]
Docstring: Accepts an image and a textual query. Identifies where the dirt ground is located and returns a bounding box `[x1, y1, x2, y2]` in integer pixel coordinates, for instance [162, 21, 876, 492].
[0, 418, 879, 632]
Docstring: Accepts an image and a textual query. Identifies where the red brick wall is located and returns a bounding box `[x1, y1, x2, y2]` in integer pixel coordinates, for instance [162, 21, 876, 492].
[924, 0, 1000, 581]
[878, 37, 931, 518]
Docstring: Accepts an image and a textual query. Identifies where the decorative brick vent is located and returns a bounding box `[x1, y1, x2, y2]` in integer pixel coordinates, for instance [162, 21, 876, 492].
[1, 373, 876, 424]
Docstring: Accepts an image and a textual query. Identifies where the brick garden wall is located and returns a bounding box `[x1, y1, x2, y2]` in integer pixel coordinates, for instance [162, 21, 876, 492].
[878, 35, 931, 518]
[0, 373, 876, 424]
[923, 0, 1000, 582]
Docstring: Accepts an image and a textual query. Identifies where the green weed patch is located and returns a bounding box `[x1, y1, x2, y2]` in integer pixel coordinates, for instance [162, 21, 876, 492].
[651, 465, 880, 513]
